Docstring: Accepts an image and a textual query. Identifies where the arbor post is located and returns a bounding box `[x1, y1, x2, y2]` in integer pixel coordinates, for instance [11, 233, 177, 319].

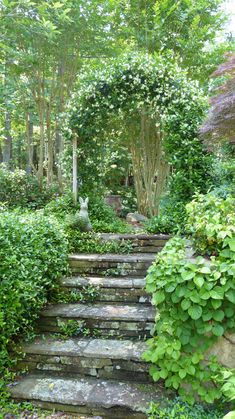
[72, 133, 78, 205]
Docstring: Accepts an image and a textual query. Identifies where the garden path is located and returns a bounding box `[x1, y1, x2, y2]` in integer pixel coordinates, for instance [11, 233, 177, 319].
[10, 234, 170, 418]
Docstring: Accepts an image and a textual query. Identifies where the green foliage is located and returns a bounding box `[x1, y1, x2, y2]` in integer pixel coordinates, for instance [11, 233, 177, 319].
[210, 148, 235, 199]
[88, 195, 131, 233]
[213, 158, 235, 198]
[223, 412, 235, 419]
[52, 284, 100, 304]
[0, 400, 47, 418]
[118, 186, 137, 217]
[57, 319, 87, 338]
[145, 200, 187, 234]
[115, 0, 227, 83]
[104, 266, 131, 277]
[65, 212, 90, 231]
[186, 194, 235, 256]
[43, 191, 77, 218]
[144, 194, 235, 404]
[66, 230, 133, 254]
[62, 135, 134, 200]
[218, 370, 235, 402]
[69, 52, 210, 214]
[57, 319, 101, 339]
[148, 397, 224, 419]
[0, 210, 68, 398]
[0, 166, 59, 209]
[145, 214, 176, 234]
[44, 192, 131, 233]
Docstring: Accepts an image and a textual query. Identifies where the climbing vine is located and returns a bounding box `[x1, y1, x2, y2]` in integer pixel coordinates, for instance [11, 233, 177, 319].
[69, 53, 209, 216]
[144, 194, 235, 404]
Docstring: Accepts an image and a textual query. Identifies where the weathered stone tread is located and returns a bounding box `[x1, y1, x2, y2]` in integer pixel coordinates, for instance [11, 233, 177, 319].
[41, 303, 155, 322]
[61, 276, 146, 289]
[11, 374, 162, 418]
[69, 253, 156, 262]
[99, 233, 170, 241]
[21, 337, 147, 360]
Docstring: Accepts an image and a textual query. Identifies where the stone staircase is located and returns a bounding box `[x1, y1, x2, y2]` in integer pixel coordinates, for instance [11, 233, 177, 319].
[10, 234, 169, 418]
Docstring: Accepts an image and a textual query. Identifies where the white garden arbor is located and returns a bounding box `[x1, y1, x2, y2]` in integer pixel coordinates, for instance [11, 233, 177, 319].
[70, 53, 206, 216]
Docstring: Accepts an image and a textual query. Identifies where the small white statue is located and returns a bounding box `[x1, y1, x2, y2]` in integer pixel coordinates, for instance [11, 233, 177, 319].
[76, 197, 92, 232]
[66, 197, 92, 232]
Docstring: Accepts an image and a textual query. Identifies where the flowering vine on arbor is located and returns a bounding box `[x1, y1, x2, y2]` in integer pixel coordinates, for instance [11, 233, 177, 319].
[69, 53, 209, 215]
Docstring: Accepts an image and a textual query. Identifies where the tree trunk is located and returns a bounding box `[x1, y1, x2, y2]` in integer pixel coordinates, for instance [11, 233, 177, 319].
[55, 61, 66, 189]
[37, 104, 44, 187]
[3, 111, 12, 166]
[55, 123, 64, 190]
[46, 102, 54, 185]
[0, 145, 3, 163]
[72, 134, 78, 205]
[129, 111, 169, 217]
[26, 112, 34, 173]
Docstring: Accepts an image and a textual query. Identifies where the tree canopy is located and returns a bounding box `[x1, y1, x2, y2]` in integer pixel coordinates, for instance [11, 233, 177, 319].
[0, 0, 231, 188]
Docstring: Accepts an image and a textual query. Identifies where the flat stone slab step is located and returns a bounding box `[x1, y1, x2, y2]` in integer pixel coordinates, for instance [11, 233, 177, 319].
[18, 337, 150, 383]
[60, 277, 149, 304]
[38, 303, 155, 338]
[11, 374, 163, 418]
[41, 303, 155, 322]
[99, 233, 170, 241]
[61, 277, 146, 289]
[21, 337, 147, 359]
[94, 234, 170, 253]
[69, 254, 156, 276]
[69, 254, 156, 263]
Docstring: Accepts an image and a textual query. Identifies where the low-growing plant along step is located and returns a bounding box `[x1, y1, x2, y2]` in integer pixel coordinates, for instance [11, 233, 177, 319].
[37, 303, 155, 338]
[60, 276, 150, 303]
[69, 253, 156, 276]
[98, 233, 170, 253]
[17, 337, 151, 383]
[10, 374, 163, 418]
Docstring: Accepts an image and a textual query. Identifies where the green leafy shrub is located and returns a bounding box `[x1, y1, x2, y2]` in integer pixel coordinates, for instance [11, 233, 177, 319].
[116, 187, 137, 217]
[88, 196, 131, 233]
[0, 166, 59, 209]
[45, 192, 131, 233]
[145, 214, 175, 234]
[0, 211, 68, 383]
[186, 194, 235, 256]
[66, 230, 133, 253]
[44, 191, 76, 218]
[57, 319, 101, 339]
[144, 194, 235, 404]
[51, 285, 100, 303]
[57, 319, 86, 338]
[218, 370, 235, 402]
[148, 397, 224, 419]
[210, 144, 235, 199]
[145, 199, 187, 235]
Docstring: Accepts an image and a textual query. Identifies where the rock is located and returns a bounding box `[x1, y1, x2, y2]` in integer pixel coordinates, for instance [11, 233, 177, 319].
[208, 334, 235, 368]
[10, 375, 163, 417]
[126, 213, 148, 224]
[104, 195, 122, 215]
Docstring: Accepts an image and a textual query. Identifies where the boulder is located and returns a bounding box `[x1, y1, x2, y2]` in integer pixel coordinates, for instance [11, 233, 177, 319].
[208, 333, 235, 368]
[126, 213, 148, 224]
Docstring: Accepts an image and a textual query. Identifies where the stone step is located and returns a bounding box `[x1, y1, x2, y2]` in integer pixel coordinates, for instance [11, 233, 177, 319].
[38, 303, 155, 338]
[98, 233, 170, 253]
[10, 374, 163, 418]
[60, 276, 150, 304]
[69, 253, 156, 276]
[17, 337, 151, 383]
